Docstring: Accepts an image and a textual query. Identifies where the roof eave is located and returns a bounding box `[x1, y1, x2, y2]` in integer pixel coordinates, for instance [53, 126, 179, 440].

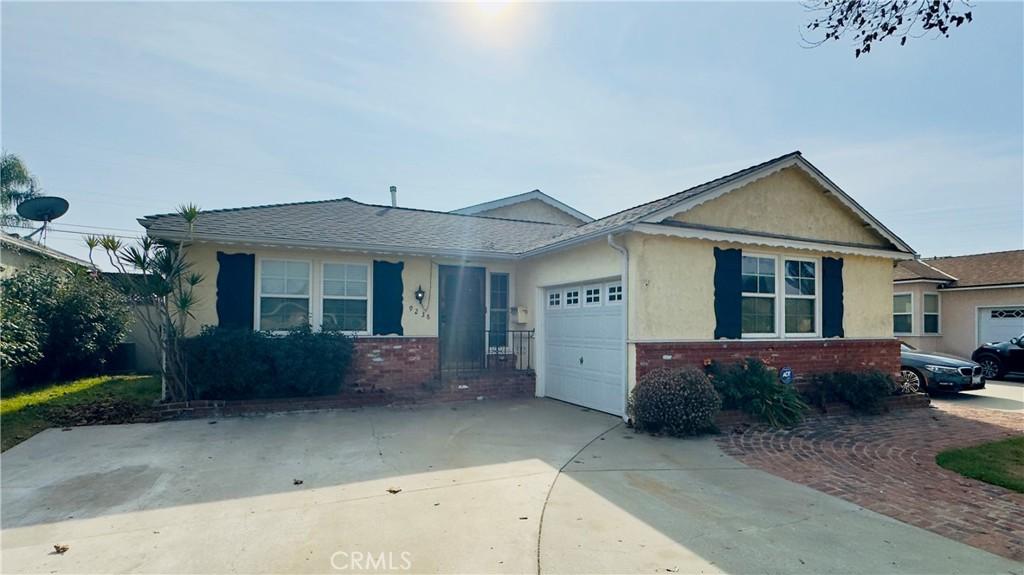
[634, 222, 915, 260]
[146, 229, 524, 261]
[518, 223, 634, 259]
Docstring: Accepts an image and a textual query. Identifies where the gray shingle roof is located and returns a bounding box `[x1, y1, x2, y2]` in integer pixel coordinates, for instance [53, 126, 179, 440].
[893, 259, 957, 282]
[895, 251, 1024, 288]
[141, 150, 912, 259]
[520, 151, 807, 253]
[140, 199, 573, 258]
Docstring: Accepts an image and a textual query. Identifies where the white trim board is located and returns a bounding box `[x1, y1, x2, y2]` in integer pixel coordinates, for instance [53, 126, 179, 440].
[633, 223, 915, 260]
[893, 279, 949, 285]
[941, 284, 1024, 292]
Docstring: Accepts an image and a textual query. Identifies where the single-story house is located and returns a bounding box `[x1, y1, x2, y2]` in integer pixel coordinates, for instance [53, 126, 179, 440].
[140, 151, 915, 418]
[0, 232, 91, 278]
[894, 250, 1024, 359]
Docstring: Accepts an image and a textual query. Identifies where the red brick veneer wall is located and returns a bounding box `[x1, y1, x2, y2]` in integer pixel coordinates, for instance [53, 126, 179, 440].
[348, 338, 536, 402]
[350, 337, 439, 393]
[635, 339, 900, 382]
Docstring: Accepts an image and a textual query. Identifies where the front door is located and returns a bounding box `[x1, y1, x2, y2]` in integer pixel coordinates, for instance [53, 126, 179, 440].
[439, 265, 486, 372]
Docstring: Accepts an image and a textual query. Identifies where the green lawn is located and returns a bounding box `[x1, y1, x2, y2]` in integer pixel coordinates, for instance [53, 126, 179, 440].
[1, 374, 160, 451]
[936, 436, 1024, 494]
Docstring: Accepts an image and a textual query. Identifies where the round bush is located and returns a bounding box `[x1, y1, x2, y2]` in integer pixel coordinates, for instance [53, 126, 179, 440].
[629, 367, 722, 436]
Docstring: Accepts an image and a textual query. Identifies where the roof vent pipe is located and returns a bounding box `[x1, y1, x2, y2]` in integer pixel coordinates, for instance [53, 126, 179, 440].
[390, 185, 398, 207]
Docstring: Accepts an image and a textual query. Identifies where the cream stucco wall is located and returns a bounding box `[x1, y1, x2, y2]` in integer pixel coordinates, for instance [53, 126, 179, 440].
[183, 241, 517, 337]
[842, 254, 896, 338]
[185, 233, 895, 342]
[514, 239, 623, 330]
[625, 234, 894, 341]
[674, 167, 891, 248]
[475, 199, 587, 226]
[625, 234, 715, 341]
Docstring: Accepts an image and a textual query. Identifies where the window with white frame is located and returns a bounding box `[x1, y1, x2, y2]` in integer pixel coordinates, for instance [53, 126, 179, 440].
[489, 273, 509, 347]
[584, 285, 601, 306]
[259, 259, 311, 331]
[923, 293, 939, 334]
[741, 255, 776, 335]
[784, 259, 816, 335]
[322, 262, 369, 332]
[565, 288, 580, 307]
[893, 293, 912, 334]
[607, 282, 623, 303]
[548, 291, 561, 308]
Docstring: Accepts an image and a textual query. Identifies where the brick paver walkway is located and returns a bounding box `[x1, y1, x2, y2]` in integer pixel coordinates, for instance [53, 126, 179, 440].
[718, 403, 1023, 561]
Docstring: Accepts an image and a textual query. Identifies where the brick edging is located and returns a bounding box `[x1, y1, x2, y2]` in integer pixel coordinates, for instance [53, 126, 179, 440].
[157, 370, 536, 420]
[715, 392, 930, 428]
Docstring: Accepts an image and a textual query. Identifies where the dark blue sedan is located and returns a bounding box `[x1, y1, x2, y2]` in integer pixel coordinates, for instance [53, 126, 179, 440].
[900, 343, 985, 394]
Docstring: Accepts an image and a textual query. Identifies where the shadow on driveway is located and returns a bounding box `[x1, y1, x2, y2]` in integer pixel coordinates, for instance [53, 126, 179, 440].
[3, 399, 1019, 574]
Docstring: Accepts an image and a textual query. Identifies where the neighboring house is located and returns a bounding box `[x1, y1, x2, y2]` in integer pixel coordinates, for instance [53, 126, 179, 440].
[0, 232, 91, 277]
[140, 151, 915, 418]
[894, 250, 1024, 359]
[0, 233, 160, 372]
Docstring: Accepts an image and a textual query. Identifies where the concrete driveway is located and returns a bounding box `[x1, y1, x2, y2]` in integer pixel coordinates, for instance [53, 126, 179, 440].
[2, 399, 1018, 574]
[930, 379, 1024, 412]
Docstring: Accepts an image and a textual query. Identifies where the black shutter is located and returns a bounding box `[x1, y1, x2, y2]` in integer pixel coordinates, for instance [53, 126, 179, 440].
[216, 252, 255, 329]
[713, 247, 742, 339]
[372, 260, 404, 336]
[822, 257, 845, 338]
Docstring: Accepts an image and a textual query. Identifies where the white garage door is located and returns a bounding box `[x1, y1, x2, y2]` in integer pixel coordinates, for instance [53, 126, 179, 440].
[978, 307, 1024, 345]
[544, 280, 625, 416]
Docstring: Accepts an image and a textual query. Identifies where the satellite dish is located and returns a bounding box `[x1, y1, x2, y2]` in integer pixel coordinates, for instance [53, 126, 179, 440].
[16, 196, 69, 242]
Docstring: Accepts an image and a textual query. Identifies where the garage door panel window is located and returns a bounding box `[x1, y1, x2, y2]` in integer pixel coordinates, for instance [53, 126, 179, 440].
[584, 285, 602, 306]
[741, 255, 776, 336]
[322, 262, 370, 333]
[259, 259, 311, 331]
[606, 283, 622, 304]
[923, 293, 939, 334]
[548, 291, 561, 308]
[565, 288, 580, 308]
[893, 293, 912, 335]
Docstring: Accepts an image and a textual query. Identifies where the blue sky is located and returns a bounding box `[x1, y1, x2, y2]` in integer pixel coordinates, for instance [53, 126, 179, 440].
[2, 2, 1022, 266]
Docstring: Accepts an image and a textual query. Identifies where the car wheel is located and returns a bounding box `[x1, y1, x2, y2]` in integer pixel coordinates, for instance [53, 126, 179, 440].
[898, 368, 924, 394]
[977, 356, 1003, 380]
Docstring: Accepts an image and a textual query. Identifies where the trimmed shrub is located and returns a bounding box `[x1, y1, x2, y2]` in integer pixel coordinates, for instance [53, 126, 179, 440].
[184, 326, 355, 400]
[804, 370, 896, 414]
[629, 367, 721, 437]
[1, 266, 131, 383]
[0, 295, 43, 370]
[707, 358, 808, 427]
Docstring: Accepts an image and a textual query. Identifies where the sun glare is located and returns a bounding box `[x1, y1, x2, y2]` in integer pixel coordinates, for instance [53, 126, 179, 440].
[471, 1, 513, 23]
[454, 1, 537, 49]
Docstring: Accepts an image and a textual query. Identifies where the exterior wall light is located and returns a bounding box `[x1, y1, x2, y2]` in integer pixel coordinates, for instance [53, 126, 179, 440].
[414, 285, 426, 304]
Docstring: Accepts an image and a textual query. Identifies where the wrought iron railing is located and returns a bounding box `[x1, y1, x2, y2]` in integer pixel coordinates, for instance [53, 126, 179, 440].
[485, 329, 534, 371]
[440, 329, 534, 376]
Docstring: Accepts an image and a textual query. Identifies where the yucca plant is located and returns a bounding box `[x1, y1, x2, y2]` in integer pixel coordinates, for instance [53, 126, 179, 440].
[87, 204, 203, 402]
